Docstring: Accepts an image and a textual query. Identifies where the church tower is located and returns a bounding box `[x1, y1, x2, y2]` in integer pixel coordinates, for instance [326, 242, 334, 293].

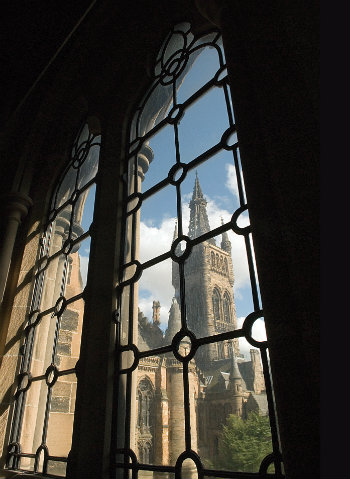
[172, 174, 240, 368]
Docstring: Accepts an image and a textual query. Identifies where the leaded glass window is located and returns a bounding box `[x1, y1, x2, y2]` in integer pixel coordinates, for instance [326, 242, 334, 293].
[6, 120, 100, 476]
[115, 22, 283, 478]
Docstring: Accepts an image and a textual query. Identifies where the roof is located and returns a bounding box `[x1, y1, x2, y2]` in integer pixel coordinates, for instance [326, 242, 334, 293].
[247, 393, 269, 416]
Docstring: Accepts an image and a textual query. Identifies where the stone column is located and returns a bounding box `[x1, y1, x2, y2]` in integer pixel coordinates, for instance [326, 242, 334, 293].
[0, 192, 33, 303]
[129, 144, 154, 452]
[167, 361, 185, 465]
[167, 359, 197, 479]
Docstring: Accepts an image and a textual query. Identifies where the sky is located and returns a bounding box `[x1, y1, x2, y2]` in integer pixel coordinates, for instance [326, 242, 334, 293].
[77, 39, 267, 359]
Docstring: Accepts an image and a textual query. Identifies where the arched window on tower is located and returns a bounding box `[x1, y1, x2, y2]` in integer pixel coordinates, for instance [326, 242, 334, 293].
[136, 379, 154, 464]
[212, 288, 221, 321]
[223, 291, 231, 323]
[137, 378, 154, 431]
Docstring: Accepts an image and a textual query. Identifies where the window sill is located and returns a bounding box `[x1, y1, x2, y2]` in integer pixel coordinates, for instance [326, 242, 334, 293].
[0, 471, 63, 479]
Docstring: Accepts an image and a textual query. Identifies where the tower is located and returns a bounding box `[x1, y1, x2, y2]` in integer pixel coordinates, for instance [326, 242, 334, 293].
[228, 352, 244, 416]
[173, 175, 240, 367]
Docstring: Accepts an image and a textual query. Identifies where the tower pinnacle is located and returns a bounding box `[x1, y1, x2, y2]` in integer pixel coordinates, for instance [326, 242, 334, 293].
[188, 173, 215, 244]
[221, 217, 232, 254]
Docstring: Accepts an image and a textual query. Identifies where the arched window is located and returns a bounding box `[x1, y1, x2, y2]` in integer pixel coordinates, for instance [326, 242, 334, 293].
[212, 288, 221, 321]
[137, 378, 154, 430]
[211, 251, 215, 267]
[223, 291, 231, 322]
[116, 21, 283, 477]
[6, 119, 100, 472]
[137, 379, 154, 464]
[3, 16, 288, 479]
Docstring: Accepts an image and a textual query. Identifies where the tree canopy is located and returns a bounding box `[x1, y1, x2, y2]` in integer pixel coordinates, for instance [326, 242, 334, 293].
[216, 411, 274, 472]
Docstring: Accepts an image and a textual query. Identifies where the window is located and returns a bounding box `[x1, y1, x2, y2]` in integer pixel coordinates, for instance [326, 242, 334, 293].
[212, 288, 221, 322]
[115, 21, 283, 478]
[137, 378, 154, 464]
[0, 4, 319, 478]
[6, 120, 100, 476]
[4, 20, 284, 479]
[223, 291, 231, 323]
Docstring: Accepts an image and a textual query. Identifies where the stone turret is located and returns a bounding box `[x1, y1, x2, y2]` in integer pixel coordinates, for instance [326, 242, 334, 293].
[229, 352, 244, 416]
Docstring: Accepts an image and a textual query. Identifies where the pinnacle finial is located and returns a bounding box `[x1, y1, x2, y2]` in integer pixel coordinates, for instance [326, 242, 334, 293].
[221, 218, 232, 254]
[173, 219, 178, 241]
[192, 172, 204, 200]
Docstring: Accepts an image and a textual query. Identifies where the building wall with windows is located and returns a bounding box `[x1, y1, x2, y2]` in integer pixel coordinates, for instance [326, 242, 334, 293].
[0, 1, 319, 478]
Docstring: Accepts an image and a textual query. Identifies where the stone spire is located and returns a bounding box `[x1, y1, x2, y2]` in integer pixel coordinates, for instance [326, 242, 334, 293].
[220, 217, 232, 254]
[188, 173, 215, 245]
[165, 297, 182, 343]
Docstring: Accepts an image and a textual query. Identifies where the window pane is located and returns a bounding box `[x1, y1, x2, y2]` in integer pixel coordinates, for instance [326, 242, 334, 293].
[116, 23, 282, 479]
[8, 121, 100, 472]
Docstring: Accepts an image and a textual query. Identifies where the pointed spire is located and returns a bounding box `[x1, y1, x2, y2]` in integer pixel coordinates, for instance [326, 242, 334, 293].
[193, 171, 204, 200]
[173, 219, 178, 241]
[188, 173, 215, 244]
[164, 297, 181, 343]
[221, 217, 232, 254]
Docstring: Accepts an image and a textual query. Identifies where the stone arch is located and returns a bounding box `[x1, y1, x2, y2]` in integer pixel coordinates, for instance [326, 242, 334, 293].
[137, 376, 155, 429]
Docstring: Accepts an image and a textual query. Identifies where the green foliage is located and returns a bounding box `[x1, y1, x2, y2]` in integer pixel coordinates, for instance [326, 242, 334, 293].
[216, 411, 274, 473]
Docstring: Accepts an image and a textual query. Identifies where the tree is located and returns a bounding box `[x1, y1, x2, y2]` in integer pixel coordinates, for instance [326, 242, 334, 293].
[216, 411, 273, 472]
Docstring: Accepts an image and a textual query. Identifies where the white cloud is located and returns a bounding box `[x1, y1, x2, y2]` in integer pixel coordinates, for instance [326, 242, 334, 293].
[236, 316, 267, 359]
[225, 163, 239, 199]
[138, 258, 174, 329]
[79, 255, 89, 287]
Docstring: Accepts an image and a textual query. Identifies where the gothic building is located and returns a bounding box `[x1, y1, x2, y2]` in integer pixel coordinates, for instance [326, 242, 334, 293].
[136, 175, 267, 467]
